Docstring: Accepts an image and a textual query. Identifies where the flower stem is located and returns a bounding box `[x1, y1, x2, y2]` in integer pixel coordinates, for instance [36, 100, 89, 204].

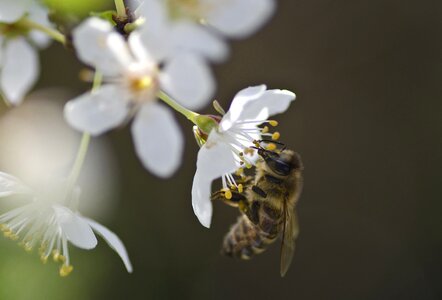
[65, 72, 101, 193]
[16, 18, 66, 45]
[66, 132, 91, 191]
[158, 91, 199, 124]
[115, 0, 128, 19]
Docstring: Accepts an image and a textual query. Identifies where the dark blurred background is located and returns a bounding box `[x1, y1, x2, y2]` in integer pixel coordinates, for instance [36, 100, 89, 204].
[0, 0, 441, 299]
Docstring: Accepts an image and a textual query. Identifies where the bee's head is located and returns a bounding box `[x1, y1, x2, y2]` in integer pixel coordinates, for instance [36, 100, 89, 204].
[256, 148, 303, 177]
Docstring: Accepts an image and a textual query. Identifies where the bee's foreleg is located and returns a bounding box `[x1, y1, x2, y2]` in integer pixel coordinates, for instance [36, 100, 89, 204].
[211, 189, 247, 208]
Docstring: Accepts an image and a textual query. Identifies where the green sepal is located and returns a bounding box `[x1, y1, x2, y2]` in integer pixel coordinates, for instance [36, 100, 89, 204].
[194, 115, 219, 135]
[90, 10, 117, 25]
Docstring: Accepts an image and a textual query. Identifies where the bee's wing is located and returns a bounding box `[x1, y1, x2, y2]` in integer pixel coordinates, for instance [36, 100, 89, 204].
[280, 205, 300, 277]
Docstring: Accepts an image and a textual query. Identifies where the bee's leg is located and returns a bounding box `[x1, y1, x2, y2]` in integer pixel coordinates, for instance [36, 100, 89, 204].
[241, 200, 261, 225]
[237, 175, 254, 187]
[211, 189, 247, 208]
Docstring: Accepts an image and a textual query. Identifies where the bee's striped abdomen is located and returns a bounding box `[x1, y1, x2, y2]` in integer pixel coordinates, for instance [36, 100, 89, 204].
[221, 202, 282, 260]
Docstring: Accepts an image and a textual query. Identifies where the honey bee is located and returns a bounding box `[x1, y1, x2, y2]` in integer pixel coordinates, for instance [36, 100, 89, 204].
[212, 147, 303, 277]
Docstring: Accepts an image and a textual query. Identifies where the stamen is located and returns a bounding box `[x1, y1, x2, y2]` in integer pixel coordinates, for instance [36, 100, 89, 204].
[238, 184, 244, 193]
[236, 168, 244, 176]
[268, 120, 278, 127]
[59, 264, 74, 277]
[272, 132, 280, 141]
[40, 255, 48, 264]
[262, 126, 269, 134]
[266, 143, 277, 151]
[223, 189, 232, 200]
[53, 250, 64, 263]
[23, 242, 33, 252]
[244, 148, 255, 156]
[131, 76, 153, 91]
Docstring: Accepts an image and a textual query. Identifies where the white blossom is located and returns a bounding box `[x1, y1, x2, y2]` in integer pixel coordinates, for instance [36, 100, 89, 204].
[191, 85, 296, 228]
[0, 0, 31, 24]
[132, 0, 275, 62]
[64, 17, 215, 178]
[0, 1, 52, 105]
[0, 172, 133, 276]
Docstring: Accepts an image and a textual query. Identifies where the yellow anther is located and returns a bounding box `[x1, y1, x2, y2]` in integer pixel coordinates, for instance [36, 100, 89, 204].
[268, 120, 278, 127]
[3, 230, 13, 238]
[0, 224, 8, 231]
[266, 143, 277, 151]
[132, 76, 153, 91]
[253, 140, 260, 147]
[10, 234, 18, 241]
[59, 264, 74, 277]
[244, 148, 255, 155]
[24, 243, 33, 252]
[236, 168, 244, 176]
[238, 184, 244, 193]
[245, 163, 252, 169]
[223, 189, 232, 200]
[272, 132, 280, 141]
[52, 250, 65, 263]
[262, 126, 269, 133]
[40, 256, 48, 264]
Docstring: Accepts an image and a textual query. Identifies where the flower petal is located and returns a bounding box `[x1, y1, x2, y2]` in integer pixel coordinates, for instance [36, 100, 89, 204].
[169, 22, 229, 63]
[220, 85, 267, 131]
[64, 85, 130, 136]
[135, 0, 173, 61]
[131, 103, 183, 178]
[0, 38, 38, 105]
[85, 217, 133, 273]
[250, 89, 297, 118]
[27, 3, 52, 49]
[73, 17, 133, 76]
[53, 205, 98, 250]
[0, 36, 4, 66]
[191, 172, 212, 228]
[160, 54, 214, 110]
[221, 87, 296, 132]
[127, 31, 155, 64]
[0, 172, 32, 197]
[0, 0, 29, 23]
[206, 0, 275, 38]
[192, 132, 238, 228]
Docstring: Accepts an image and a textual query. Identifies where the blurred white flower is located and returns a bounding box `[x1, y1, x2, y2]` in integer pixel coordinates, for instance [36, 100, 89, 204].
[131, 0, 275, 62]
[65, 17, 215, 177]
[0, 0, 32, 24]
[0, 1, 52, 105]
[191, 85, 296, 228]
[0, 172, 133, 276]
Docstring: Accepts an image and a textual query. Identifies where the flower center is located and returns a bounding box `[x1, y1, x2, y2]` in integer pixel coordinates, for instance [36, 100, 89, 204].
[124, 63, 160, 104]
[217, 120, 283, 200]
[130, 76, 154, 92]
